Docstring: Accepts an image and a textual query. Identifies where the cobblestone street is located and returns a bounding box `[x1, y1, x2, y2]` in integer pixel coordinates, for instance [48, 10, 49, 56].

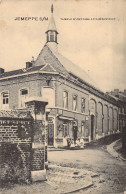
[1, 142, 126, 194]
[48, 144, 126, 193]
[47, 164, 93, 193]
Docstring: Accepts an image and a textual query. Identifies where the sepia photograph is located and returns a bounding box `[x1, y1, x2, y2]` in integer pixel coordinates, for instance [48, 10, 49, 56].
[0, 0, 126, 193]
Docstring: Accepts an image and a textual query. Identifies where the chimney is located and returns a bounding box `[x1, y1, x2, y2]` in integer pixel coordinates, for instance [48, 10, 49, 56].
[0, 68, 4, 74]
[26, 56, 35, 68]
[26, 62, 32, 69]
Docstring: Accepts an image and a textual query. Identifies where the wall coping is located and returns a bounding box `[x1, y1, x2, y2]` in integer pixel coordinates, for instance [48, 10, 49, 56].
[25, 97, 48, 105]
[0, 110, 32, 119]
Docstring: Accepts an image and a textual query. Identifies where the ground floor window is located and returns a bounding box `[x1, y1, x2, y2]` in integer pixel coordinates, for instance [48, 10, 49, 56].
[63, 123, 69, 137]
[81, 121, 85, 137]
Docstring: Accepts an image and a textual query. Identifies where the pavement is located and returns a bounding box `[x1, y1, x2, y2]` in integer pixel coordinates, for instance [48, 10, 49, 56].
[46, 138, 126, 193]
[0, 165, 94, 194]
[1, 138, 126, 194]
[47, 164, 93, 193]
[107, 139, 121, 158]
[107, 138, 126, 161]
[48, 140, 126, 193]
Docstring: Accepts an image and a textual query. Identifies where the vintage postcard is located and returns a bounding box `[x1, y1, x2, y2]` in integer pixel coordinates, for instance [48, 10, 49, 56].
[0, 0, 126, 193]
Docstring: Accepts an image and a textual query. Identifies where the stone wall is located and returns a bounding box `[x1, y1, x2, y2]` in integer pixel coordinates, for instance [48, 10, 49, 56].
[0, 99, 48, 184]
[0, 110, 33, 184]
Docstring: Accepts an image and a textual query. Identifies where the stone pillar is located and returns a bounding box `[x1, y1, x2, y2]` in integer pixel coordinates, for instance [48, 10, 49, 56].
[25, 97, 48, 182]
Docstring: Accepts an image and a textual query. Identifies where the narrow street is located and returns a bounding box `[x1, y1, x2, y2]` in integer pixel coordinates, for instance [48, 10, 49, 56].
[48, 145, 126, 193]
[1, 142, 126, 194]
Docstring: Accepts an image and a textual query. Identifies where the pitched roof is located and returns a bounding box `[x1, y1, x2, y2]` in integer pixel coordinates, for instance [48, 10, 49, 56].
[35, 44, 69, 76]
[40, 64, 57, 72]
[0, 44, 117, 104]
[51, 49, 98, 88]
[0, 65, 45, 79]
[35, 44, 100, 89]
[46, 15, 58, 33]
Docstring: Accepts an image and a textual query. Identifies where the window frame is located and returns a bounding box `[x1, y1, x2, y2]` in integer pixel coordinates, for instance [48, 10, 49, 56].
[50, 31, 55, 42]
[63, 90, 68, 109]
[19, 87, 29, 108]
[81, 97, 86, 113]
[63, 123, 69, 137]
[81, 121, 85, 137]
[1, 91, 9, 109]
[72, 94, 78, 111]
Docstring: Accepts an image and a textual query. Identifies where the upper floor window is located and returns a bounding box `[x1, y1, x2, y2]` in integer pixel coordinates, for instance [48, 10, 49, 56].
[63, 91, 68, 109]
[20, 89, 28, 108]
[73, 95, 77, 111]
[1, 92, 9, 109]
[81, 98, 85, 113]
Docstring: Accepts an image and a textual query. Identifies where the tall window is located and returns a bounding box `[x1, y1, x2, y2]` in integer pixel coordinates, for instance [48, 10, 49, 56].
[50, 32, 54, 42]
[73, 95, 77, 111]
[81, 121, 85, 137]
[119, 107, 122, 113]
[81, 98, 85, 113]
[1, 92, 9, 109]
[63, 124, 69, 137]
[20, 89, 28, 108]
[63, 91, 68, 109]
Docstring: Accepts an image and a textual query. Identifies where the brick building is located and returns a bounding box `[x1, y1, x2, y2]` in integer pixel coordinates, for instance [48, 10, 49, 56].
[0, 5, 120, 147]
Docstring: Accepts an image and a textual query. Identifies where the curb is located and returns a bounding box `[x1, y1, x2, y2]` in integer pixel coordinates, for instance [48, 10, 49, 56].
[119, 154, 126, 161]
[48, 148, 66, 151]
[62, 183, 93, 194]
[107, 139, 126, 161]
[107, 139, 120, 158]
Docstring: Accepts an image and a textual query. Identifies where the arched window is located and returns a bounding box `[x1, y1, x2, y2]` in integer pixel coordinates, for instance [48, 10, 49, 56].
[73, 95, 77, 111]
[63, 91, 68, 109]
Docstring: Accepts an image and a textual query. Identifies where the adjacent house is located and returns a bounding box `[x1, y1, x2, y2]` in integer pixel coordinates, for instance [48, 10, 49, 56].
[107, 89, 126, 132]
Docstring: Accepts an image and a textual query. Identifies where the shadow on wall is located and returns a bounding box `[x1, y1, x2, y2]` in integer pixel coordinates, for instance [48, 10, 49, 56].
[0, 143, 30, 185]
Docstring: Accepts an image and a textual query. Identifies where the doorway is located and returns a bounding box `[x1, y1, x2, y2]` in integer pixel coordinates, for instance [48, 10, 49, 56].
[91, 115, 94, 140]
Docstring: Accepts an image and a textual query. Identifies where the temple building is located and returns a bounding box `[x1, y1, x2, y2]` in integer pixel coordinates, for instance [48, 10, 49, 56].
[0, 5, 120, 147]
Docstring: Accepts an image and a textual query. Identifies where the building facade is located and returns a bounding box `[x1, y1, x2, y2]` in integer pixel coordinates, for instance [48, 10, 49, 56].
[107, 89, 126, 132]
[0, 6, 120, 147]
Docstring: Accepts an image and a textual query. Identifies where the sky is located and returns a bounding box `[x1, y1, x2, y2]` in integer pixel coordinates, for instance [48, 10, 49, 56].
[0, 0, 126, 92]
